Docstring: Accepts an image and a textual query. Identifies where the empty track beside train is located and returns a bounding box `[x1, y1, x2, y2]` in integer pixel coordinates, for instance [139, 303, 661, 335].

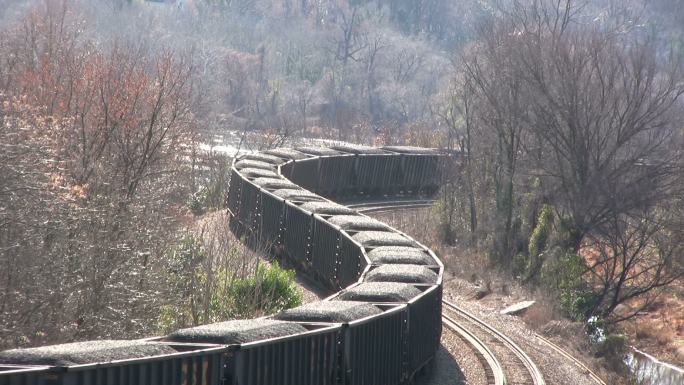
[354, 200, 543, 385]
[359, 200, 607, 385]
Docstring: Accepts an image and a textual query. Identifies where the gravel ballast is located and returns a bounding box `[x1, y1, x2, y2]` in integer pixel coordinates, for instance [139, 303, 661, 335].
[327, 215, 389, 231]
[295, 146, 342, 156]
[365, 264, 438, 284]
[299, 202, 356, 215]
[251, 177, 299, 190]
[367, 246, 435, 265]
[336, 282, 421, 302]
[0, 340, 177, 366]
[265, 148, 309, 160]
[234, 159, 276, 171]
[165, 319, 307, 345]
[272, 189, 326, 202]
[352, 231, 417, 248]
[274, 301, 382, 323]
[238, 167, 279, 178]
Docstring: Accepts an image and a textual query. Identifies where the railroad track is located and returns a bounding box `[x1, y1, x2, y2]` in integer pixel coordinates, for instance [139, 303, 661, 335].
[347, 199, 436, 214]
[356, 198, 606, 385]
[442, 314, 505, 385]
[443, 300, 545, 385]
[534, 333, 606, 385]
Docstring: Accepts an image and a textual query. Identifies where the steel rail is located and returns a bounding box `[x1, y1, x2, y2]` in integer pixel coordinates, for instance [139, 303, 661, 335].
[534, 333, 606, 385]
[443, 300, 546, 385]
[352, 196, 602, 385]
[442, 315, 506, 385]
[347, 199, 436, 214]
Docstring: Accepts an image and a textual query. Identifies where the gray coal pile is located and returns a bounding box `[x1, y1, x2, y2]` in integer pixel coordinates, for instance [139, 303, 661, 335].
[165, 319, 307, 345]
[238, 167, 279, 178]
[327, 215, 389, 231]
[328, 215, 389, 231]
[365, 264, 438, 284]
[251, 177, 299, 190]
[366, 246, 435, 265]
[272, 189, 326, 202]
[383, 146, 439, 154]
[274, 301, 382, 323]
[352, 231, 417, 248]
[0, 340, 177, 367]
[330, 144, 386, 154]
[336, 282, 421, 303]
[299, 202, 356, 215]
[295, 146, 342, 156]
[241, 153, 286, 165]
[234, 159, 276, 171]
[265, 148, 309, 160]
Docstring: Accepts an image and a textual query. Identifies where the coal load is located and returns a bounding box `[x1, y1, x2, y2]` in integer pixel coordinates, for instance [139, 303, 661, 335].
[274, 301, 382, 323]
[329, 144, 386, 154]
[365, 264, 438, 284]
[241, 153, 286, 165]
[327, 215, 389, 231]
[234, 159, 276, 171]
[352, 231, 417, 248]
[337, 282, 421, 303]
[382, 146, 439, 154]
[165, 319, 307, 345]
[272, 189, 326, 202]
[366, 246, 435, 265]
[0, 340, 177, 367]
[251, 177, 299, 190]
[295, 146, 342, 156]
[265, 148, 309, 160]
[238, 167, 279, 178]
[299, 202, 355, 215]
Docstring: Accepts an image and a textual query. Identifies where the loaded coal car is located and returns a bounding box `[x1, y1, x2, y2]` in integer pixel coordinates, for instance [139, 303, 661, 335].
[2, 144, 446, 385]
[163, 319, 342, 385]
[0, 340, 226, 385]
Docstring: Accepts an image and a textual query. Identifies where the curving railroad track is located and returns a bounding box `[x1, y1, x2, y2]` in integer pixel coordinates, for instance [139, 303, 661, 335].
[443, 300, 545, 385]
[358, 200, 606, 385]
[0, 146, 606, 385]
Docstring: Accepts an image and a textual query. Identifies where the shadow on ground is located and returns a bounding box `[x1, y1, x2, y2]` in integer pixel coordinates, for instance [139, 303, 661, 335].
[414, 344, 465, 385]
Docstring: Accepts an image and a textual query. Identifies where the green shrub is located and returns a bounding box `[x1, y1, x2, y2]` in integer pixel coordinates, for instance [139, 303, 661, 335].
[541, 248, 597, 321]
[159, 235, 302, 332]
[188, 188, 209, 216]
[218, 262, 303, 319]
[528, 204, 554, 261]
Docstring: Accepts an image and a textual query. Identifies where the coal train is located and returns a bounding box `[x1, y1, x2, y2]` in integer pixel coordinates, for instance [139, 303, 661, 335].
[0, 144, 446, 385]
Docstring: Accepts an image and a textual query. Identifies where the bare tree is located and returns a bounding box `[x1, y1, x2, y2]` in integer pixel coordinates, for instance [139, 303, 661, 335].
[584, 209, 684, 321]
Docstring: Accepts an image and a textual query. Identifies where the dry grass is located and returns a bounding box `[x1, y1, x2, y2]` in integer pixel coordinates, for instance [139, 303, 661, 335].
[634, 322, 675, 346]
[523, 298, 557, 330]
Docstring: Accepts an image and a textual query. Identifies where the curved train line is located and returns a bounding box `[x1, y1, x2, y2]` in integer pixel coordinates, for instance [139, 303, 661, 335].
[361, 201, 605, 385]
[1, 145, 445, 385]
[0, 145, 601, 385]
